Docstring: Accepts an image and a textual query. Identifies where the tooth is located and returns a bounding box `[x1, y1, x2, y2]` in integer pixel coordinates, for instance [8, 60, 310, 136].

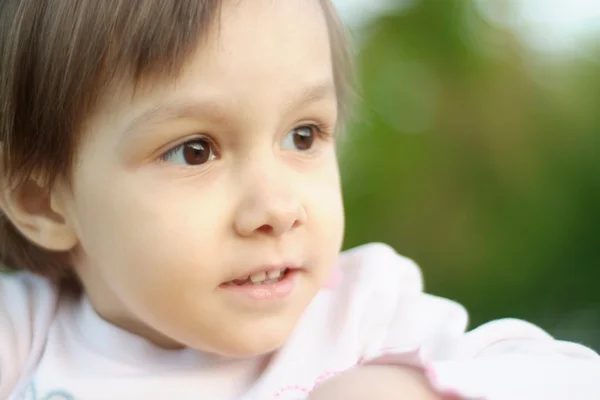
[267, 269, 282, 279]
[250, 271, 267, 284]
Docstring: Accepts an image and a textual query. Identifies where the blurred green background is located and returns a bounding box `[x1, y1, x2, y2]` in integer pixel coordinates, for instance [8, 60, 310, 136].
[339, 0, 599, 350]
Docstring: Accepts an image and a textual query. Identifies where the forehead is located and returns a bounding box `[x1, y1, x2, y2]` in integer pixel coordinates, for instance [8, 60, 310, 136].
[183, 0, 333, 100]
[96, 0, 334, 124]
[215, 0, 331, 64]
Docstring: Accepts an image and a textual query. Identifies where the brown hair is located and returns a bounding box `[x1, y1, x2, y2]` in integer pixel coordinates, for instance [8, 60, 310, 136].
[0, 0, 354, 285]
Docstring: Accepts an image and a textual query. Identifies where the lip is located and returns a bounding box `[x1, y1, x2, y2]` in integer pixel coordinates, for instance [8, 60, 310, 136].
[218, 268, 300, 301]
[222, 263, 301, 284]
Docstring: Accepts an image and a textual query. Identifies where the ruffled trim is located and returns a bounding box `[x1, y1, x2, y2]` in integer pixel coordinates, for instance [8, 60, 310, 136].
[359, 347, 487, 400]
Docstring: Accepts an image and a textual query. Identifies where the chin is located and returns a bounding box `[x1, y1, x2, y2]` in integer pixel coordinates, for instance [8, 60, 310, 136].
[223, 332, 291, 358]
[214, 322, 297, 358]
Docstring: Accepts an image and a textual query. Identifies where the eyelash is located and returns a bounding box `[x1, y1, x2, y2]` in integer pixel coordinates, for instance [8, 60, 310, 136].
[159, 135, 217, 162]
[158, 121, 335, 164]
[304, 122, 334, 140]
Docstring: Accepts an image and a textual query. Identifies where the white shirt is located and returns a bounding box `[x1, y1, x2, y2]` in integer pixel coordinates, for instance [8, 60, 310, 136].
[1, 243, 599, 400]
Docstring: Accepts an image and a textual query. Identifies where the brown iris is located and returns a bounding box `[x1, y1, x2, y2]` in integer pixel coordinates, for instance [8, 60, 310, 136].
[292, 127, 315, 150]
[182, 139, 212, 165]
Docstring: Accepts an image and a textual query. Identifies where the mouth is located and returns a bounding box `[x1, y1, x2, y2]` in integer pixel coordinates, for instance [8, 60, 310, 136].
[220, 267, 293, 287]
[218, 267, 300, 302]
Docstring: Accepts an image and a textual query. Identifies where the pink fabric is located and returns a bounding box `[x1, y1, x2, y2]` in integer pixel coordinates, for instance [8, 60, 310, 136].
[360, 347, 485, 400]
[2, 243, 600, 399]
[323, 266, 343, 288]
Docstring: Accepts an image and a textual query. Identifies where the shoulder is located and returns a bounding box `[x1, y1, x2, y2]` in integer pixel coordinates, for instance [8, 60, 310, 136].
[335, 242, 462, 315]
[315, 245, 600, 400]
[0, 271, 60, 398]
[0, 271, 60, 328]
[1, 269, 59, 299]
[337, 242, 423, 296]
[329, 243, 468, 351]
[334, 243, 599, 356]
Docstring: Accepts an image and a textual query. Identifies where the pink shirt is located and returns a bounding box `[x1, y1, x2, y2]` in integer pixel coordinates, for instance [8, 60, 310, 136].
[1, 243, 599, 399]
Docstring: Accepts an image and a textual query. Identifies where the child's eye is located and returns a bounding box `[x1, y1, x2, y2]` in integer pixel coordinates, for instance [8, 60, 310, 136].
[161, 138, 218, 166]
[281, 125, 319, 151]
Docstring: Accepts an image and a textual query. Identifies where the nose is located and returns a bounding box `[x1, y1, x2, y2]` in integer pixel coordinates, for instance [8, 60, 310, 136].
[234, 172, 307, 238]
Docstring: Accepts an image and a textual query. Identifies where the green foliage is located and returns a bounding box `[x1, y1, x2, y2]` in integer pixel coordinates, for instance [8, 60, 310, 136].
[342, 0, 600, 349]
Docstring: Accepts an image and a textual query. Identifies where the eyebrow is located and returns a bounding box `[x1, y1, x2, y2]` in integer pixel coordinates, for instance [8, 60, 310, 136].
[122, 81, 337, 136]
[282, 81, 337, 114]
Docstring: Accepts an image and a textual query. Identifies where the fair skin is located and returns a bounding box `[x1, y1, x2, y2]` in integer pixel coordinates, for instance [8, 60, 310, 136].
[1, 0, 444, 398]
[309, 366, 453, 400]
[61, 0, 343, 357]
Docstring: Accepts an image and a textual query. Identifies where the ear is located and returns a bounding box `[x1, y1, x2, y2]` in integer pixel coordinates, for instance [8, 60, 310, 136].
[0, 176, 78, 252]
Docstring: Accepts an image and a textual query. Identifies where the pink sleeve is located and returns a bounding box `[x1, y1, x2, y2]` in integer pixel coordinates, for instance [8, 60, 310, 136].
[0, 272, 58, 398]
[362, 317, 600, 399]
[352, 245, 600, 400]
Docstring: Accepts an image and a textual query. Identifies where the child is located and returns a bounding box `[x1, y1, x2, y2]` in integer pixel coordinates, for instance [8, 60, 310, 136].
[0, 1, 598, 399]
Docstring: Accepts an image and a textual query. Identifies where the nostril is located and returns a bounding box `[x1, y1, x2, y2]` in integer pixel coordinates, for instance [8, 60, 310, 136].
[257, 224, 274, 234]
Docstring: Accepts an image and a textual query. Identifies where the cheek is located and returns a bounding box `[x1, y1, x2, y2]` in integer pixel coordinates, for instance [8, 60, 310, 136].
[316, 155, 344, 219]
[310, 183, 344, 241]
[71, 170, 231, 292]
[305, 158, 345, 262]
[70, 148, 344, 296]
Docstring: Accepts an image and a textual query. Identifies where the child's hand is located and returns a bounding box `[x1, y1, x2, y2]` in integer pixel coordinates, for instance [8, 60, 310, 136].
[309, 365, 453, 400]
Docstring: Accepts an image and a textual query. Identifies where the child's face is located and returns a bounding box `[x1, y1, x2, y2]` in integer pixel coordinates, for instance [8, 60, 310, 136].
[62, 0, 344, 355]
